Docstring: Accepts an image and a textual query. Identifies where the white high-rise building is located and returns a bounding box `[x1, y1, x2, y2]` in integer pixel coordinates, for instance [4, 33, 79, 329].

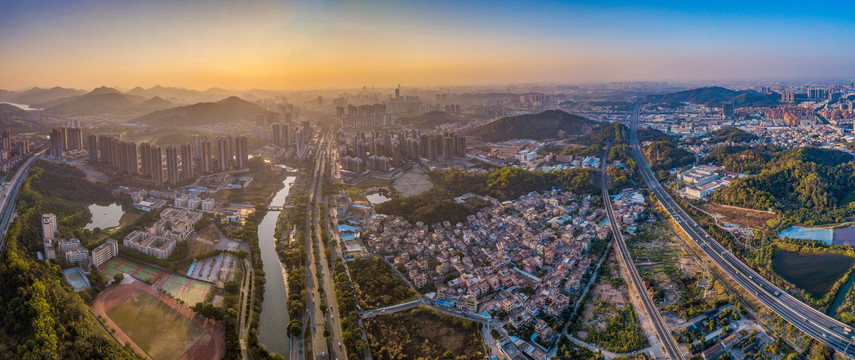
[42, 213, 57, 240]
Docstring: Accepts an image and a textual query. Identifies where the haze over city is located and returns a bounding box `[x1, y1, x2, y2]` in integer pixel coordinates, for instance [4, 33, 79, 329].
[2, 0, 855, 90]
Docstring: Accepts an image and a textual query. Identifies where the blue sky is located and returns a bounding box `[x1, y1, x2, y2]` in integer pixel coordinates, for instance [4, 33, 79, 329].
[0, 0, 853, 89]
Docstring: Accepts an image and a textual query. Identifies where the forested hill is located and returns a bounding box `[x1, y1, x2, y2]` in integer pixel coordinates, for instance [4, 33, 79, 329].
[467, 110, 595, 142]
[704, 127, 759, 144]
[709, 146, 855, 224]
[649, 86, 779, 107]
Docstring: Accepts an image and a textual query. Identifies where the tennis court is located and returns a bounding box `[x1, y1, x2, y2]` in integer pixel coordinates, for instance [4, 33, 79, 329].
[63, 267, 91, 291]
[157, 274, 212, 305]
[99, 257, 163, 283]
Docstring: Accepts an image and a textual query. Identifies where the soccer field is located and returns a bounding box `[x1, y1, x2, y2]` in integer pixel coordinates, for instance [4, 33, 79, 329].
[106, 292, 205, 360]
[99, 257, 163, 283]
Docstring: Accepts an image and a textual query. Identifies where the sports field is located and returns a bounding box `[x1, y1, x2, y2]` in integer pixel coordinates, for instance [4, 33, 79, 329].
[157, 274, 212, 305]
[107, 292, 205, 360]
[99, 257, 163, 283]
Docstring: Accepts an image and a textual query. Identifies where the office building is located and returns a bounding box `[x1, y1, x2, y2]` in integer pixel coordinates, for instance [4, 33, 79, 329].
[166, 145, 180, 186]
[721, 101, 734, 118]
[201, 141, 212, 174]
[49, 128, 63, 160]
[91, 239, 118, 268]
[42, 213, 57, 240]
[139, 142, 152, 178]
[87, 134, 98, 162]
[217, 136, 232, 171]
[296, 129, 305, 159]
[235, 136, 248, 169]
[150, 146, 163, 185]
[180, 143, 193, 180]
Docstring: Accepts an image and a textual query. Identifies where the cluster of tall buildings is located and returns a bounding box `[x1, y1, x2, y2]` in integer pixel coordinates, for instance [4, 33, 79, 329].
[337, 104, 394, 128]
[339, 130, 467, 173]
[764, 106, 814, 126]
[248, 120, 311, 159]
[0, 128, 29, 165]
[49, 122, 83, 160]
[87, 133, 249, 187]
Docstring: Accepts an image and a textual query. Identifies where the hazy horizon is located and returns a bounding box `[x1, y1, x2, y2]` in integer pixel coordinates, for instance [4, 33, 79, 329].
[2, 0, 855, 90]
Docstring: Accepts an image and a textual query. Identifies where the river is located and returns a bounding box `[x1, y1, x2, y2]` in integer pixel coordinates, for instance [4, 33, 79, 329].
[258, 175, 296, 357]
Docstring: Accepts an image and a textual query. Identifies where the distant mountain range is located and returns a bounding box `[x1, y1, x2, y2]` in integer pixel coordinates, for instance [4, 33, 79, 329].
[468, 110, 595, 142]
[133, 96, 275, 127]
[649, 86, 780, 107]
[0, 86, 87, 106]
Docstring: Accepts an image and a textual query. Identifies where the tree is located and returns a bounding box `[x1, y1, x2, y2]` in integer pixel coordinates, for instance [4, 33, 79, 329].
[236, 249, 249, 261]
[288, 320, 302, 335]
[113, 273, 124, 284]
[442, 350, 455, 359]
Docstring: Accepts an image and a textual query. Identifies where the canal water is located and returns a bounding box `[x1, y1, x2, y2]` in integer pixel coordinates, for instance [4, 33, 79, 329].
[829, 274, 855, 317]
[258, 176, 296, 357]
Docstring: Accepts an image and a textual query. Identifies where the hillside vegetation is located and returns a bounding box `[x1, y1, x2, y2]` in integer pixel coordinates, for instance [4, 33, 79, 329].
[709, 146, 855, 224]
[0, 161, 135, 359]
[134, 96, 275, 127]
[643, 141, 694, 172]
[650, 86, 779, 107]
[705, 127, 759, 144]
[468, 110, 595, 142]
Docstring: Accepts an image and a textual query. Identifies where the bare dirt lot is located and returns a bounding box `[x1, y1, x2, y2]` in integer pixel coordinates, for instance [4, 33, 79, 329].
[393, 167, 433, 197]
[701, 203, 777, 229]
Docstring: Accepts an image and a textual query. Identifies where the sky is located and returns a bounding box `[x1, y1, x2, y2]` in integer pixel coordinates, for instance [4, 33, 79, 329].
[1, 0, 854, 90]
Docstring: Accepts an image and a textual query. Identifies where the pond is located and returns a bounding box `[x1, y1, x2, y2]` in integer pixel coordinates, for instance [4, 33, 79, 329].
[778, 225, 855, 247]
[365, 192, 391, 204]
[85, 203, 125, 231]
[772, 250, 855, 297]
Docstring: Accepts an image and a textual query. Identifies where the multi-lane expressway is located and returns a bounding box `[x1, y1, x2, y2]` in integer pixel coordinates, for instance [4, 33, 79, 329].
[0, 151, 45, 255]
[601, 149, 685, 360]
[628, 103, 855, 358]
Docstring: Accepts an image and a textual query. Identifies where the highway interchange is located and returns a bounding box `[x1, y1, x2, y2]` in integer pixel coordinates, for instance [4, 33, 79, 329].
[628, 103, 855, 358]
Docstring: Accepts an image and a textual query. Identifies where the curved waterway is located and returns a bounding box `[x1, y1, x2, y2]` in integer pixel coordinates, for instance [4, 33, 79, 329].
[258, 175, 296, 357]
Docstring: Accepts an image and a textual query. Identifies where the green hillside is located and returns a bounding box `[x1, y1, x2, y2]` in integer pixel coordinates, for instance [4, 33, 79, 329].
[134, 96, 275, 127]
[650, 86, 779, 107]
[467, 110, 595, 142]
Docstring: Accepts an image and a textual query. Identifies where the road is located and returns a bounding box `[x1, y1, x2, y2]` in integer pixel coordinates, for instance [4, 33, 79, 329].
[303, 129, 346, 360]
[0, 151, 45, 255]
[628, 103, 855, 358]
[600, 148, 685, 360]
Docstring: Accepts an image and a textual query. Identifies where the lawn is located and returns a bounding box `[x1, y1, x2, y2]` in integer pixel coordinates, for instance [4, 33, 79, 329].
[366, 306, 485, 360]
[106, 292, 205, 360]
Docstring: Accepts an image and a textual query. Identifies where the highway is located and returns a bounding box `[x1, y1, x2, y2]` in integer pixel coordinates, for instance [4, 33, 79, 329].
[600, 149, 685, 360]
[628, 103, 855, 358]
[0, 151, 45, 255]
[303, 129, 346, 360]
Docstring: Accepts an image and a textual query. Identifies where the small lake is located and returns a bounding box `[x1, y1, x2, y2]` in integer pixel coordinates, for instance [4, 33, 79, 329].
[772, 250, 855, 297]
[778, 226, 833, 244]
[85, 203, 125, 231]
[365, 192, 391, 204]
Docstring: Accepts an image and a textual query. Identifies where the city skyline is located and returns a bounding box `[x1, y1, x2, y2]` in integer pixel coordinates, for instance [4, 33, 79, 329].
[2, 0, 855, 90]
